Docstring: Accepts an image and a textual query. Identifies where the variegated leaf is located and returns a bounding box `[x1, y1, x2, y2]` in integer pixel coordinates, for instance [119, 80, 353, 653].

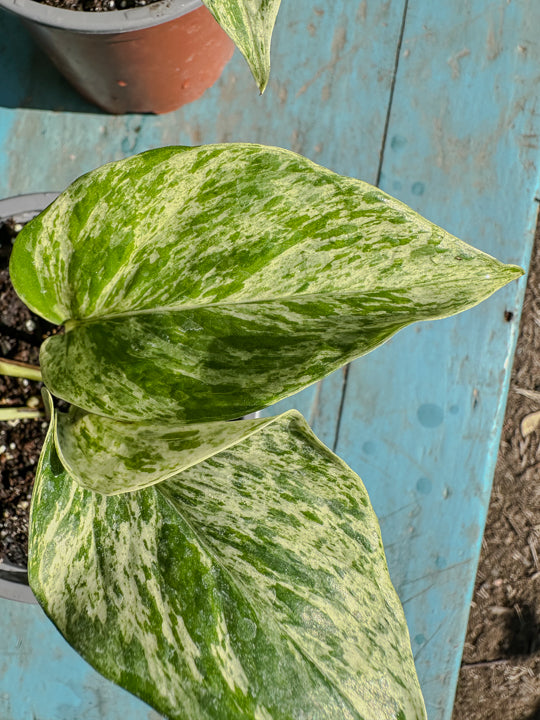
[30, 405, 427, 720]
[55, 404, 286, 495]
[11, 144, 522, 423]
[202, 0, 281, 92]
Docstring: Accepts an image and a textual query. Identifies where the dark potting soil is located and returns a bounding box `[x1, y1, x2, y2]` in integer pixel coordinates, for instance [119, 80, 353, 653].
[36, 0, 159, 13]
[0, 219, 59, 568]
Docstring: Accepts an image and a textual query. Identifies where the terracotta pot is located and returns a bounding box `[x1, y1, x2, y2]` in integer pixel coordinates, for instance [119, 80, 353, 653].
[0, 0, 234, 114]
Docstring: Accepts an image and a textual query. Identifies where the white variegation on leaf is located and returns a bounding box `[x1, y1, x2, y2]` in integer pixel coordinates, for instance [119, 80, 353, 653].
[56, 402, 297, 495]
[30, 403, 427, 720]
[202, 0, 281, 92]
[10, 145, 522, 425]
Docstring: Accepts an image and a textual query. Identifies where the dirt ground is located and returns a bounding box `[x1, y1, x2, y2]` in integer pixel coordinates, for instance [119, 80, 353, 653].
[452, 216, 540, 720]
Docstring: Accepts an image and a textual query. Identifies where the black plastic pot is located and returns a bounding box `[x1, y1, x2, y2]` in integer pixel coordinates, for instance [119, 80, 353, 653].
[0, 559, 36, 603]
[0, 0, 234, 114]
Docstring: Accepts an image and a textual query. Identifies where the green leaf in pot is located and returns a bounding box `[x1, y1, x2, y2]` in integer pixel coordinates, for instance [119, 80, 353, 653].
[9, 142, 523, 718]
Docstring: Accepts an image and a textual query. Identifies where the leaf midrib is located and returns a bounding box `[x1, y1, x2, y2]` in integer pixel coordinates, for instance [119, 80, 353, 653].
[61, 277, 477, 329]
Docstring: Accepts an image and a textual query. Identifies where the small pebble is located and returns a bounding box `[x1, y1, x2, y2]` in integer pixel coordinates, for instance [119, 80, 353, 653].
[26, 396, 40, 409]
[25, 319, 36, 332]
[9, 442, 16, 450]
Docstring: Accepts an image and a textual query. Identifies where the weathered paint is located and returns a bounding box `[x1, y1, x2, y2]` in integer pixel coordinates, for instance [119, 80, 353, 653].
[0, 0, 540, 718]
[333, 2, 540, 720]
[0, 1, 407, 191]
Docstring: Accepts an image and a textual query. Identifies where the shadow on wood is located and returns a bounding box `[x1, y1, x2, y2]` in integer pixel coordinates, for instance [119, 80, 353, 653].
[0, 13, 100, 112]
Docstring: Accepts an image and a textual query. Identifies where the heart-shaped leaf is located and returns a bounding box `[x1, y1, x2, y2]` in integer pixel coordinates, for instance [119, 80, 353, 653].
[202, 0, 281, 92]
[30, 405, 427, 720]
[11, 145, 522, 424]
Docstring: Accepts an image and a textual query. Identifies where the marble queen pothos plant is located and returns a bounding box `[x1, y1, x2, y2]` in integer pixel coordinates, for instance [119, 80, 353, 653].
[6, 144, 521, 720]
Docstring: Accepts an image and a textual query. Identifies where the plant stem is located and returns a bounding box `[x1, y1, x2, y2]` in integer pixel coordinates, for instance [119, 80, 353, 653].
[0, 358, 42, 382]
[0, 406, 44, 421]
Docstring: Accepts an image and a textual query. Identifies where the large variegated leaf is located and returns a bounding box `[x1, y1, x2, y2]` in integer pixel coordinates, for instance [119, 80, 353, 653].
[29, 406, 426, 720]
[202, 0, 281, 92]
[55, 403, 287, 494]
[11, 144, 521, 423]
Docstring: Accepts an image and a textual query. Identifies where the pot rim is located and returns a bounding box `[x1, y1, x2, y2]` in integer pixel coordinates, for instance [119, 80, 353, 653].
[0, 0, 202, 34]
[0, 192, 59, 221]
[0, 561, 37, 604]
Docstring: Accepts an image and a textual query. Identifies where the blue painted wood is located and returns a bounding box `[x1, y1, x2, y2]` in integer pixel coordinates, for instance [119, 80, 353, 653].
[0, 1, 406, 190]
[335, 2, 540, 719]
[1, 1, 539, 718]
[0, 2, 412, 719]
[0, 598, 162, 719]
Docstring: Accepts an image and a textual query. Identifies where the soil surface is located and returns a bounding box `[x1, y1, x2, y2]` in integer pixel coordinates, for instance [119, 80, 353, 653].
[36, 0, 159, 12]
[452, 216, 540, 720]
[1, 215, 539, 717]
[0, 219, 56, 567]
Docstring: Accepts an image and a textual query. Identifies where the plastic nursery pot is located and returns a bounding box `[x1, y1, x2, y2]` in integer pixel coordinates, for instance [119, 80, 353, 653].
[0, 560, 36, 603]
[0, 193, 58, 606]
[0, 0, 235, 114]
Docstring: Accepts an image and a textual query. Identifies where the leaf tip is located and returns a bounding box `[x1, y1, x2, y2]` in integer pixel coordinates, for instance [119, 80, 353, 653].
[251, 61, 270, 94]
[499, 262, 525, 287]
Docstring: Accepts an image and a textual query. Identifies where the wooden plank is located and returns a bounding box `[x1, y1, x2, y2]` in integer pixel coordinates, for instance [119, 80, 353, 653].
[0, 2, 411, 718]
[0, 598, 162, 719]
[335, 2, 540, 718]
